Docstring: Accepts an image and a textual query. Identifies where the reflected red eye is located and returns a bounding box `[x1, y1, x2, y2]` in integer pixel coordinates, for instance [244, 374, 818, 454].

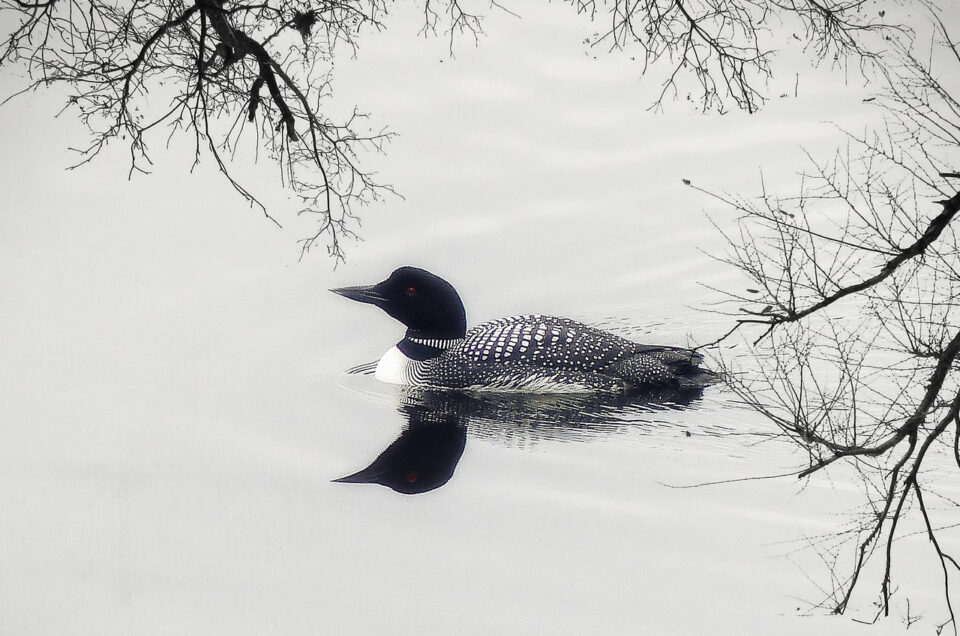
[407, 472, 418, 483]
[406, 286, 416, 295]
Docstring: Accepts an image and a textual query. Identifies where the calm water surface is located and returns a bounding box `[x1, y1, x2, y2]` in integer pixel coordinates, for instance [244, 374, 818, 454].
[0, 6, 941, 635]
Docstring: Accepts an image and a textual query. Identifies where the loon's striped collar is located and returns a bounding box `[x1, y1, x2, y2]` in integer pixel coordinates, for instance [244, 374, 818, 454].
[406, 336, 464, 350]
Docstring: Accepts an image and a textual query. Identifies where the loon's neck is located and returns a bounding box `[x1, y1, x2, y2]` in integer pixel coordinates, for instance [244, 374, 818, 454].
[398, 332, 464, 361]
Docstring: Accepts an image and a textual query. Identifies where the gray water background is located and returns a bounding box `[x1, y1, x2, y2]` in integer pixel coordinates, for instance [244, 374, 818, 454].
[0, 5, 949, 635]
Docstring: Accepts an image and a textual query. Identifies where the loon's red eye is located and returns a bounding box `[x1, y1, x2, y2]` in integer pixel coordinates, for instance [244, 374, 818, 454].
[406, 286, 417, 295]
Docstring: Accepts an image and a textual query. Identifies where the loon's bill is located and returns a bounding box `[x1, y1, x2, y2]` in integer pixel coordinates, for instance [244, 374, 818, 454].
[330, 284, 387, 305]
[331, 266, 717, 393]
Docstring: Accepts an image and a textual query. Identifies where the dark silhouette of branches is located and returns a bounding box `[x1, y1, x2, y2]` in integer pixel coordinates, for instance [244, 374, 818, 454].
[0, 0, 907, 260]
[566, 0, 894, 112]
[1, 0, 402, 261]
[703, 13, 960, 629]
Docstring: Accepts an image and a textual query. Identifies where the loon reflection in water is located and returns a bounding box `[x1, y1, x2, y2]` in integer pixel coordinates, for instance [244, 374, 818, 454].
[334, 400, 468, 494]
[334, 384, 711, 494]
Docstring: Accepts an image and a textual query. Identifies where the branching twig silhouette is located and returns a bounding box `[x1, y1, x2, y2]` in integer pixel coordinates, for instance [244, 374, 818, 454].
[567, 0, 895, 112]
[1, 0, 403, 261]
[0, 0, 905, 260]
[704, 13, 960, 628]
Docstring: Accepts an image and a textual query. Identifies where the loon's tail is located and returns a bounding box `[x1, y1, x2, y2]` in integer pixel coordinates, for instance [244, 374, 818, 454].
[609, 346, 719, 389]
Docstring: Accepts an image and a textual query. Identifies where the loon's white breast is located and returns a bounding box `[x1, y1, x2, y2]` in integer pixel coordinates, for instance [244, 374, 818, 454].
[374, 346, 413, 384]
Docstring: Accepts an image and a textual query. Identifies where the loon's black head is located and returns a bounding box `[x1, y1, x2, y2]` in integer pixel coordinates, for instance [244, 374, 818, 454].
[331, 266, 467, 339]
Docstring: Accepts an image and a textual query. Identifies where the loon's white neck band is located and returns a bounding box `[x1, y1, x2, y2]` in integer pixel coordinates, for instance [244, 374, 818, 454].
[406, 336, 464, 350]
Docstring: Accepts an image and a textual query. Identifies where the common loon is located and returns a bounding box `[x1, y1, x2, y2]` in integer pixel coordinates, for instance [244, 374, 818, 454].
[331, 267, 716, 393]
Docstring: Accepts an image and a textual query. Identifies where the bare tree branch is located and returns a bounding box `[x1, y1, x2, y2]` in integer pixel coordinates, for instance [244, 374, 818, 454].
[705, 11, 960, 627]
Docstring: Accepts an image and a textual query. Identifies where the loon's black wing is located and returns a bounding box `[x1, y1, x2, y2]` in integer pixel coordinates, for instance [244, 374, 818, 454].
[454, 315, 640, 369]
[439, 315, 709, 390]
